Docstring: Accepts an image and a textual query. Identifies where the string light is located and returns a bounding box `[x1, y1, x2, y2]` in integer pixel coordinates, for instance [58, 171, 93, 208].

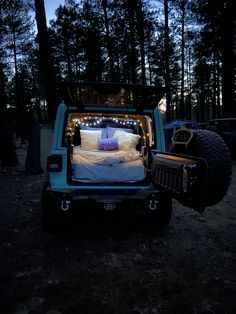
[70, 114, 154, 147]
[72, 115, 144, 128]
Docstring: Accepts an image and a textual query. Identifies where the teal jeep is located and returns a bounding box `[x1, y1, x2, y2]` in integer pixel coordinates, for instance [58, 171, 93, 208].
[41, 82, 232, 230]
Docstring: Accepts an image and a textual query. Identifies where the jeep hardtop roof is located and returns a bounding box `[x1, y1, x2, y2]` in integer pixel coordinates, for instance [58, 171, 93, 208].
[59, 81, 165, 112]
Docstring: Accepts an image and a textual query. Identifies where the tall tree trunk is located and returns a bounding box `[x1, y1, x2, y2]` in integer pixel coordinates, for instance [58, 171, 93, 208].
[200, 85, 205, 122]
[212, 51, 217, 119]
[0, 65, 18, 166]
[164, 0, 171, 121]
[136, 0, 146, 86]
[102, 0, 115, 81]
[12, 30, 18, 88]
[127, 0, 137, 85]
[12, 29, 22, 143]
[65, 45, 73, 80]
[186, 47, 192, 120]
[35, 0, 57, 125]
[179, 0, 185, 119]
[216, 54, 221, 117]
[12, 29, 26, 144]
[196, 98, 200, 122]
[221, 0, 235, 117]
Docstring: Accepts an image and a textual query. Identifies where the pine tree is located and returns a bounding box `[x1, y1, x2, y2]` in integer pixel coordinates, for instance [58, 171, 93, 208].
[35, 0, 58, 124]
[3, 0, 34, 142]
[164, 0, 172, 121]
[221, 0, 236, 117]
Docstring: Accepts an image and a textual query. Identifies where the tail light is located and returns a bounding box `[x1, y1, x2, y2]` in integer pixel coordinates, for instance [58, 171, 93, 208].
[47, 155, 62, 172]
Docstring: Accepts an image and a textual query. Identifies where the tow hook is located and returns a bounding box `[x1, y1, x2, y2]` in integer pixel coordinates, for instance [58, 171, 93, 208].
[149, 197, 158, 211]
[61, 199, 71, 211]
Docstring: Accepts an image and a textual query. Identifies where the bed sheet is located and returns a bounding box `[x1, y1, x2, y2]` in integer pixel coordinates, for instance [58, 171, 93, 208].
[72, 147, 146, 183]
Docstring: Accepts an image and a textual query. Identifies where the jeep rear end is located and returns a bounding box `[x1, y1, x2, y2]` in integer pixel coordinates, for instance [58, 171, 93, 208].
[41, 82, 231, 230]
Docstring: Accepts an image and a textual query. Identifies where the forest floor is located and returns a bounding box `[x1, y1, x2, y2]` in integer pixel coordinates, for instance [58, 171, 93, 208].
[0, 143, 236, 314]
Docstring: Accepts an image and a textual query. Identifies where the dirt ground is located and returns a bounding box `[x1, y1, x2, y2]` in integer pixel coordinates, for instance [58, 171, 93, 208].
[1, 145, 236, 314]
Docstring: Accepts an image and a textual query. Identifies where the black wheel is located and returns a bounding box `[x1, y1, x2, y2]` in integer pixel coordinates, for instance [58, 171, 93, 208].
[171, 129, 232, 206]
[41, 183, 63, 231]
[146, 193, 172, 227]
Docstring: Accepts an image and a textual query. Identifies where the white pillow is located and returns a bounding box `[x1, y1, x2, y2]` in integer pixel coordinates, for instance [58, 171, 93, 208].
[80, 130, 102, 150]
[113, 130, 141, 151]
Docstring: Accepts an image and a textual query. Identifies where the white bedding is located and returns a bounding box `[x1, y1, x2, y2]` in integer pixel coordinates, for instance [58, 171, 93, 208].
[72, 147, 146, 183]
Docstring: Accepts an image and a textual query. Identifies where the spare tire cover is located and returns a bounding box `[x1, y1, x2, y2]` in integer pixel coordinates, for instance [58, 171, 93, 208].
[171, 129, 232, 206]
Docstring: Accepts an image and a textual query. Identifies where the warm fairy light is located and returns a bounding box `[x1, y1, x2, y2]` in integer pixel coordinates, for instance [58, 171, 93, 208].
[71, 114, 143, 129]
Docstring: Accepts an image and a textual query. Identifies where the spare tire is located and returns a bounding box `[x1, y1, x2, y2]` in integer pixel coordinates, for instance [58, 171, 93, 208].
[170, 129, 232, 206]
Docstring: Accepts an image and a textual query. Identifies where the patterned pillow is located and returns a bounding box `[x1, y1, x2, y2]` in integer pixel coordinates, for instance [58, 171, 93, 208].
[98, 138, 119, 151]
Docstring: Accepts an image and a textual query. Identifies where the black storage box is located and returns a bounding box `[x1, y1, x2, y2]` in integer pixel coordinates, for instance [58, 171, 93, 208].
[151, 153, 207, 211]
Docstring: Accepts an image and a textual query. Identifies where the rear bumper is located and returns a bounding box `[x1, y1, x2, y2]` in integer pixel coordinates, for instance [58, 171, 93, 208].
[46, 186, 158, 203]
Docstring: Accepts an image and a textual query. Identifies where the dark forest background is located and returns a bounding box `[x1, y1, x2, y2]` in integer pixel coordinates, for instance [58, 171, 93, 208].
[0, 0, 235, 166]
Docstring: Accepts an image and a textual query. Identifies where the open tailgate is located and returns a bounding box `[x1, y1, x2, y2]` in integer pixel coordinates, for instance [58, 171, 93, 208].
[151, 152, 207, 212]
